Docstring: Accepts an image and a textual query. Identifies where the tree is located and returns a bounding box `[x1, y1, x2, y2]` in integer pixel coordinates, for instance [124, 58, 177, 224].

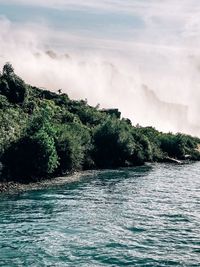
[55, 123, 92, 173]
[2, 129, 59, 182]
[93, 119, 135, 168]
[0, 63, 27, 104]
[7, 75, 27, 104]
[2, 62, 14, 76]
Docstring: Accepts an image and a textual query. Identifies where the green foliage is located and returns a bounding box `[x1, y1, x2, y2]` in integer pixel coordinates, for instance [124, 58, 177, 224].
[131, 133, 153, 164]
[101, 108, 121, 119]
[7, 75, 27, 104]
[55, 122, 92, 173]
[0, 62, 199, 183]
[159, 133, 200, 159]
[2, 62, 14, 76]
[0, 63, 27, 104]
[0, 108, 28, 156]
[93, 119, 135, 168]
[133, 127, 164, 161]
[26, 103, 56, 136]
[2, 129, 58, 181]
[68, 100, 106, 126]
[0, 95, 9, 109]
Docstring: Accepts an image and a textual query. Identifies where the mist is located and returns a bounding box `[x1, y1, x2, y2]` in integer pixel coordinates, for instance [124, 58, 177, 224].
[1, 16, 200, 136]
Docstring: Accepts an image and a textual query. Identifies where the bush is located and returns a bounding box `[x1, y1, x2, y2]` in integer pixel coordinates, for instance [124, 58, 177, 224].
[2, 129, 58, 182]
[55, 123, 91, 173]
[93, 119, 135, 168]
[0, 63, 27, 104]
[0, 95, 9, 109]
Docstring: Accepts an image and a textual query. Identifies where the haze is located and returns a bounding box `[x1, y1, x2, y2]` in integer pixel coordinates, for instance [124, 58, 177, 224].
[0, 0, 200, 135]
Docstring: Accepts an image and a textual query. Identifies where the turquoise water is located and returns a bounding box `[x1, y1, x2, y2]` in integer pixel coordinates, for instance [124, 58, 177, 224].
[0, 163, 200, 267]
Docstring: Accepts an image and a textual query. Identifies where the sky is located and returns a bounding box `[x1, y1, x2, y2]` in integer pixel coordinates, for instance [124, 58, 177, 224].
[0, 0, 200, 135]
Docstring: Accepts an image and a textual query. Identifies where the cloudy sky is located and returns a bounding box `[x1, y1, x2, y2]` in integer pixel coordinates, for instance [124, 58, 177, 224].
[0, 0, 200, 134]
[0, 0, 199, 48]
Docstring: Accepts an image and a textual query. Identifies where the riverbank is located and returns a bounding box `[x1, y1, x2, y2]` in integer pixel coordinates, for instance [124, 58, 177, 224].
[1, 63, 200, 184]
[0, 160, 192, 193]
[0, 171, 95, 193]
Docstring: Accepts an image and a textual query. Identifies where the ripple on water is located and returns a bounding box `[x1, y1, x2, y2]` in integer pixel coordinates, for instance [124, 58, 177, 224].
[0, 163, 200, 266]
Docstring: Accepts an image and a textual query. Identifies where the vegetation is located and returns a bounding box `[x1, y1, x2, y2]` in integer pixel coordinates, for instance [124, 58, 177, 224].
[0, 63, 200, 182]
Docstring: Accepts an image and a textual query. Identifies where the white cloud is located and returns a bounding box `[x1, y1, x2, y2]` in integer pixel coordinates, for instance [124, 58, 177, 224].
[3, 0, 200, 46]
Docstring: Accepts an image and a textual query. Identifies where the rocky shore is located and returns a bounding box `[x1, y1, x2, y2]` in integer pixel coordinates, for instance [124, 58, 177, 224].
[0, 171, 93, 193]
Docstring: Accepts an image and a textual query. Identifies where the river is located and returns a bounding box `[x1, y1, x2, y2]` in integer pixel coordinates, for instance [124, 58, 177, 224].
[0, 163, 200, 266]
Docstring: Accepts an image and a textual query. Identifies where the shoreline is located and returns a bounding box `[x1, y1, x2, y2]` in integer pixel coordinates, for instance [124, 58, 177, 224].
[0, 160, 195, 194]
[0, 170, 95, 194]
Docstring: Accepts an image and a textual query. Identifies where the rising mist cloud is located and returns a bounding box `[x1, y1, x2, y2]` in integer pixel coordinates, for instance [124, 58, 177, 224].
[0, 1, 200, 135]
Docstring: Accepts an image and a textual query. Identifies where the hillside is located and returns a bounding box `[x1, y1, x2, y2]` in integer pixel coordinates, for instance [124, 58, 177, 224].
[0, 63, 200, 183]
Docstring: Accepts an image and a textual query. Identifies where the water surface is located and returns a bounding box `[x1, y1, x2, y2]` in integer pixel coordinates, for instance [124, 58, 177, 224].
[0, 163, 200, 266]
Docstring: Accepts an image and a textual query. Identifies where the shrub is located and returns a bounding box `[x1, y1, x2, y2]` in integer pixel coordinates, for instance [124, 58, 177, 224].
[93, 119, 135, 168]
[2, 129, 58, 182]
